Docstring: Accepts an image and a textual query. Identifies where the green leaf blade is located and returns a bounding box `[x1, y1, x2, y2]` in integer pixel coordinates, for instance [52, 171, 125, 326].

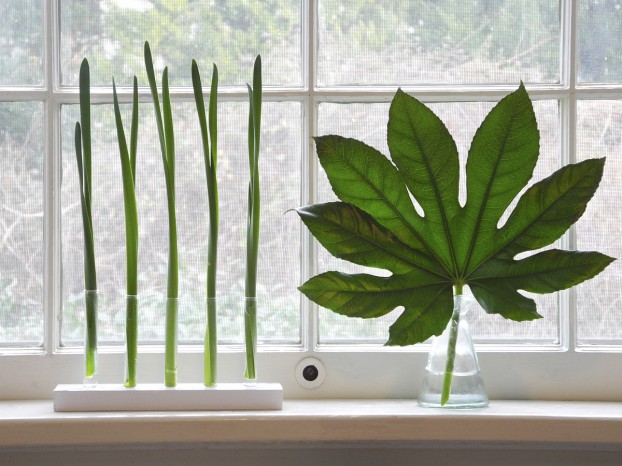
[496, 158, 606, 258]
[469, 280, 541, 322]
[296, 202, 441, 276]
[459, 83, 540, 273]
[315, 135, 441, 268]
[112, 79, 139, 295]
[388, 89, 461, 273]
[299, 271, 450, 323]
[472, 249, 615, 294]
[144, 41, 167, 168]
[209, 63, 219, 173]
[387, 285, 453, 346]
[130, 76, 139, 183]
[79, 58, 92, 210]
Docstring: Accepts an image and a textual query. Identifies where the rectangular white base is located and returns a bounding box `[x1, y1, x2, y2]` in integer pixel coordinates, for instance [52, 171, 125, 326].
[53, 383, 283, 412]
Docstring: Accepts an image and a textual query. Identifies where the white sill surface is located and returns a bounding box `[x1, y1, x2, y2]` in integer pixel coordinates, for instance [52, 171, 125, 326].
[1, 399, 622, 449]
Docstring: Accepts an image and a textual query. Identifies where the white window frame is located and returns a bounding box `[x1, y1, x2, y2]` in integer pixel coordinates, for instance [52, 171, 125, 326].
[1, 0, 622, 401]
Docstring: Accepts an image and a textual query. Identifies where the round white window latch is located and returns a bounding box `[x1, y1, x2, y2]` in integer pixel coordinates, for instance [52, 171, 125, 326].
[295, 357, 325, 389]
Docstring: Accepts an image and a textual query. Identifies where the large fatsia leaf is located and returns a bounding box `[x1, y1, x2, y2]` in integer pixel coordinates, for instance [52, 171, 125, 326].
[299, 84, 614, 346]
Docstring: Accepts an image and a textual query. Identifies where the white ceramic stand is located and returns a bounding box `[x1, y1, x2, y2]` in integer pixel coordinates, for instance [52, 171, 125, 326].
[53, 383, 283, 412]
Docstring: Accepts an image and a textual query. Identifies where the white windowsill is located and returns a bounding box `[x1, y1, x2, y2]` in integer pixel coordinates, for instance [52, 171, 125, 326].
[1, 399, 622, 449]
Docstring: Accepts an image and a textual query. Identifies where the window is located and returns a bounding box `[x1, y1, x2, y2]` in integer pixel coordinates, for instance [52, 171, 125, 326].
[1, 0, 621, 401]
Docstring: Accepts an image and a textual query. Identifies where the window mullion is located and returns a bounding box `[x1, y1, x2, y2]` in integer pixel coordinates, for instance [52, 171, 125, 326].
[45, 0, 61, 354]
[564, 0, 579, 352]
[303, 0, 318, 350]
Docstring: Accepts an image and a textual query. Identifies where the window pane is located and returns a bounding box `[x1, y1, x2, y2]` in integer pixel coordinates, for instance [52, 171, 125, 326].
[316, 99, 561, 345]
[0, 0, 44, 86]
[0, 102, 44, 346]
[60, 0, 302, 87]
[317, 0, 560, 87]
[576, 100, 622, 345]
[61, 101, 301, 345]
[578, 0, 622, 84]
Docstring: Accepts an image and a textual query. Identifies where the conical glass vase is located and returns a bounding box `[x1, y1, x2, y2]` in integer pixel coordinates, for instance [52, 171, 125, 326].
[418, 295, 488, 408]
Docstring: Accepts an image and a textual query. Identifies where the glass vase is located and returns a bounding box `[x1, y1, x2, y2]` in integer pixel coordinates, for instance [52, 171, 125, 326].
[418, 295, 488, 408]
[124, 295, 139, 388]
[243, 297, 257, 386]
[164, 297, 179, 387]
[83, 289, 98, 387]
[204, 297, 218, 387]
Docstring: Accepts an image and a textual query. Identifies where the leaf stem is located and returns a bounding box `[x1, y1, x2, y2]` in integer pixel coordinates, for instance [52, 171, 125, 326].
[113, 76, 140, 387]
[244, 55, 261, 382]
[76, 58, 97, 382]
[192, 60, 219, 386]
[145, 41, 178, 387]
[441, 306, 460, 406]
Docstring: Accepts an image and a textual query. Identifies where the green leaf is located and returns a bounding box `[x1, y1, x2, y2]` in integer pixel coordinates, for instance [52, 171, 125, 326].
[301, 84, 615, 403]
[315, 135, 438, 266]
[244, 55, 262, 381]
[112, 78, 139, 295]
[130, 76, 138, 184]
[296, 202, 439, 275]
[388, 89, 461, 274]
[144, 41, 178, 386]
[299, 271, 450, 317]
[387, 286, 453, 346]
[79, 58, 92, 211]
[458, 83, 540, 272]
[471, 250, 614, 294]
[469, 279, 540, 321]
[192, 59, 220, 386]
[469, 248, 614, 322]
[495, 158, 605, 258]
[300, 84, 613, 347]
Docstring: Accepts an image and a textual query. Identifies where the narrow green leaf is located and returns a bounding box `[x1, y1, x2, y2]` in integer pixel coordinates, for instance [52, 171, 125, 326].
[79, 58, 92, 210]
[130, 76, 139, 184]
[192, 60, 210, 175]
[246, 84, 255, 176]
[76, 60, 97, 378]
[74, 122, 96, 290]
[209, 64, 218, 173]
[495, 158, 606, 258]
[144, 41, 178, 386]
[144, 41, 167, 171]
[244, 56, 262, 382]
[207, 65, 219, 300]
[192, 59, 220, 386]
[459, 83, 540, 273]
[112, 78, 139, 295]
[388, 88, 461, 274]
[252, 55, 262, 165]
[245, 64, 261, 299]
[162, 67, 175, 184]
